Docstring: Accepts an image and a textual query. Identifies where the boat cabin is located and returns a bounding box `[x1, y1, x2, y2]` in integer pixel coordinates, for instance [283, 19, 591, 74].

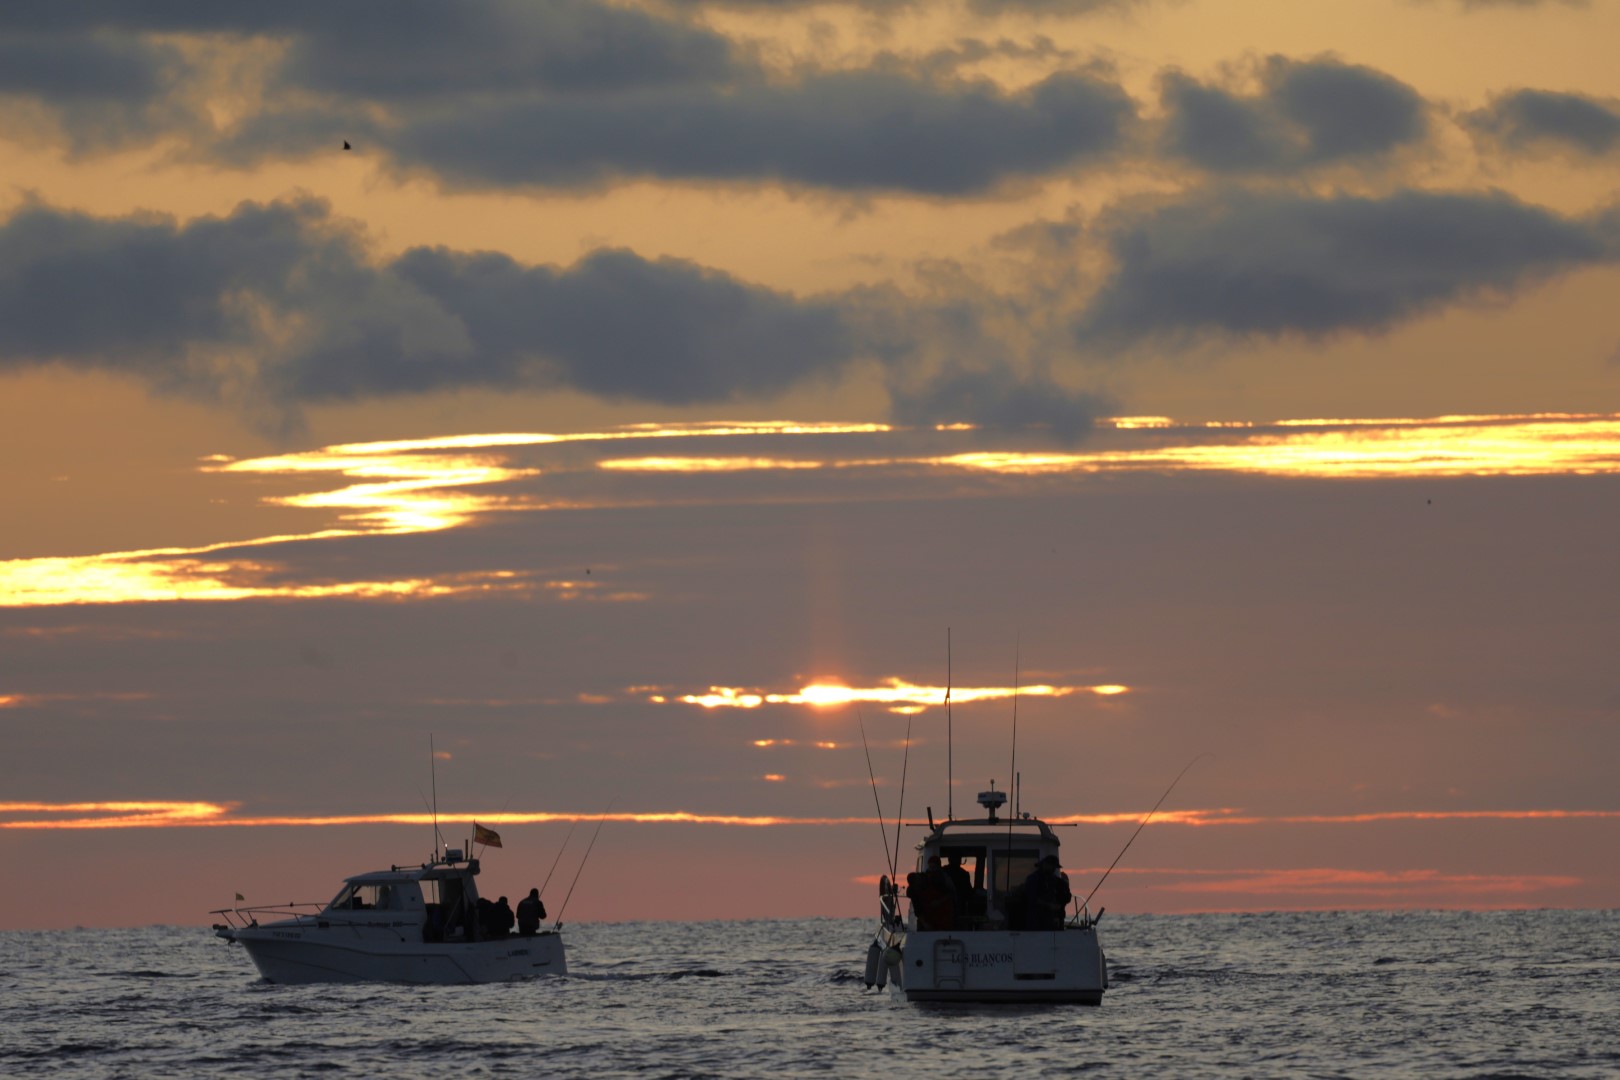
[318, 849, 498, 943]
[903, 788, 1069, 932]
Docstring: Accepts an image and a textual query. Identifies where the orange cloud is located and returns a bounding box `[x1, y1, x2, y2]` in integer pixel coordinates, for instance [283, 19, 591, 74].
[1152, 867, 1583, 897]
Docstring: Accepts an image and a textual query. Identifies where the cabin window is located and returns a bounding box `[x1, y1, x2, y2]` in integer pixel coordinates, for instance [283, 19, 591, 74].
[939, 846, 988, 917]
[325, 884, 394, 911]
[990, 849, 1042, 898]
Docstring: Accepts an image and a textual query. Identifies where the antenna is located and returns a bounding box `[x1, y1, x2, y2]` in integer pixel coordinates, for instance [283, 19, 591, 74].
[1008, 638, 1020, 818]
[946, 627, 953, 821]
[1004, 643, 1020, 890]
[429, 734, 443, 858]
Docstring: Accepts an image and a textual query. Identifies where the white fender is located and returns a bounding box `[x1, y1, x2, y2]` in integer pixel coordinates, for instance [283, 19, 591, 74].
[878, 945, 900, 989]
[863, 941, 881, 988]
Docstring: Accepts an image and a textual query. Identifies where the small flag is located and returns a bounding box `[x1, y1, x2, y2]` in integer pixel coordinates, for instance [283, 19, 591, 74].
[235, 893, 244, 902]
[474, 822, 502, 848]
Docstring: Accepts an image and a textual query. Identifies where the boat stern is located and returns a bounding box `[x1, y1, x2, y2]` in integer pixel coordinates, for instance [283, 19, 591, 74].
[896, 927, 1107, 1005]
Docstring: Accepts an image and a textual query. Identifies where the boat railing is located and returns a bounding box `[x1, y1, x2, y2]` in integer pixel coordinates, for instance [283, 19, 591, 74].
[1068, 901, 1103, 931]
[209, 902, 325, 930]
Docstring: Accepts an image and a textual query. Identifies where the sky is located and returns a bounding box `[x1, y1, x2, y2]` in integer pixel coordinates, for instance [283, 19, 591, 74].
[2, 0, 1619, 930]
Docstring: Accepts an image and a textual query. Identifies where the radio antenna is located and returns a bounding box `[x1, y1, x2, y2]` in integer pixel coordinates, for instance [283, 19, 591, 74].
[1004, 641, 1021, 872]
[946, 627, 953, 821]
[1008, 637, 1020, 816]
[429, 734, 443, 858]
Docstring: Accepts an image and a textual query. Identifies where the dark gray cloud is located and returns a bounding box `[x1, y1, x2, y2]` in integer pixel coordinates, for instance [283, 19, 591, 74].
[1464, 89, 1620, 157]
[283, 245, 855, 404]
[653, 0, 1142, 13]
[1159, 57, 1428, 175]
[0, 32, 195, 151]
[1075, 189, 1617, 347]
[0, 1, 1136, 196]
[888, 368, 1113, 440]
[0, 199, 858, 412]
[382, 70, 1133, 195]
[0, 1, 740, 96]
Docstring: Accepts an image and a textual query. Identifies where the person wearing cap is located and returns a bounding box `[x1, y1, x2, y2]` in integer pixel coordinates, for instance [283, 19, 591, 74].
[1024, 854, 1072, 931]
[516, 887, 546, 935]
[492, 895, 516, 937]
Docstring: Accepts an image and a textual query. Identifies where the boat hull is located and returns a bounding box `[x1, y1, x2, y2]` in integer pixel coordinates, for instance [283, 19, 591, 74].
[885, 927, 1106, 1006]
[221, 927, 566, 985]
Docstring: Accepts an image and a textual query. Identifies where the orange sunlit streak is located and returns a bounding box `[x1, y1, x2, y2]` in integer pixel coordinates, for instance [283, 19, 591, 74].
[8, 413, 1620, 609]
[663, 679, 1129, 712]
[7, 802, 1618, 831]
[596, 413, 1620, 479]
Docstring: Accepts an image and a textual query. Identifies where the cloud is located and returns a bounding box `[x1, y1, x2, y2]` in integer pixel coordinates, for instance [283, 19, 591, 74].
[1463, 89, 1620, 157]
[1074, 188, 1617, 348]
[0, 1, 741, 96]
[335, 69, 1135, 196]
[888, 368, 1114, 441]
[653, 0, 1143, 12]
[1158, 56, 1429, 175]
[0, 198, 860, 413]
[0, 31, 196, 152]
[0, 2, 1134, 196]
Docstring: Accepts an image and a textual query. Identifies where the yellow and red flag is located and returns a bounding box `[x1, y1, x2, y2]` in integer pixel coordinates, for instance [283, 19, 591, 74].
[473, 822, 502, 848]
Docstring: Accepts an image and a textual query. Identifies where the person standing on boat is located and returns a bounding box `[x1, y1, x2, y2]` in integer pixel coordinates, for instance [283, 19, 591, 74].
[916, 855, 960, 930]
[943, 854, 974, 918]
[492, 896, 516, 937]
[516, 888, 546, 935]
[1024, 855, 1072, 931]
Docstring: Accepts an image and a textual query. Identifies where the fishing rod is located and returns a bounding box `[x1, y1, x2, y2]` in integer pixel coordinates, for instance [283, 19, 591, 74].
[553, 800, 614, 930]
[891, 714, 913, 879]
[1080, 754, 1207, 912]
[538, 819, 578, 899]
[1003, 643, 1021, 887]
[857, 708, 894, 878]
[946, 628, 953, 821]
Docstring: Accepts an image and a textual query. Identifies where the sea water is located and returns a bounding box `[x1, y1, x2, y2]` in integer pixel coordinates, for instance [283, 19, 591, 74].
[2, 910, 1616, 1078]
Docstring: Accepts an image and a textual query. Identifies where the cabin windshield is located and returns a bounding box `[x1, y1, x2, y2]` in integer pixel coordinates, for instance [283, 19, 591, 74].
[324, 881, 418, 913]
[991, 848, 1044, 898]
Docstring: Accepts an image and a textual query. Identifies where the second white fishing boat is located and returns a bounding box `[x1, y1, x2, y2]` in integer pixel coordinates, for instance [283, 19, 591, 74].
[865, 787, 1107, 1004]
[212, 845, 566, 984]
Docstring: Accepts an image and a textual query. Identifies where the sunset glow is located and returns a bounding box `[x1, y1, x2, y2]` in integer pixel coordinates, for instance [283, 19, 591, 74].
[7, 802, 1616, 832]
[7, 413, 1617, 610]
[670, 678, 1126, 712]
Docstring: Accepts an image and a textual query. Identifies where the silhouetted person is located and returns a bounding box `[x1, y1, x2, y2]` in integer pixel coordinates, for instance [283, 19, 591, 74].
[943, 854, 973, 916]
[476, 896, 495, 938]
[516, 888, 546, 935]
[912, 855, 958, 931]
[493, 895, 516, 936]
[1024, 855, 1072, 931]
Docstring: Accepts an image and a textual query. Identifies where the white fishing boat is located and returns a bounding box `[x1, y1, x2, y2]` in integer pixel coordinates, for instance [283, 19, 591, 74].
[864, 787, 1107, 1004]
[211, 846, 566, 984]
